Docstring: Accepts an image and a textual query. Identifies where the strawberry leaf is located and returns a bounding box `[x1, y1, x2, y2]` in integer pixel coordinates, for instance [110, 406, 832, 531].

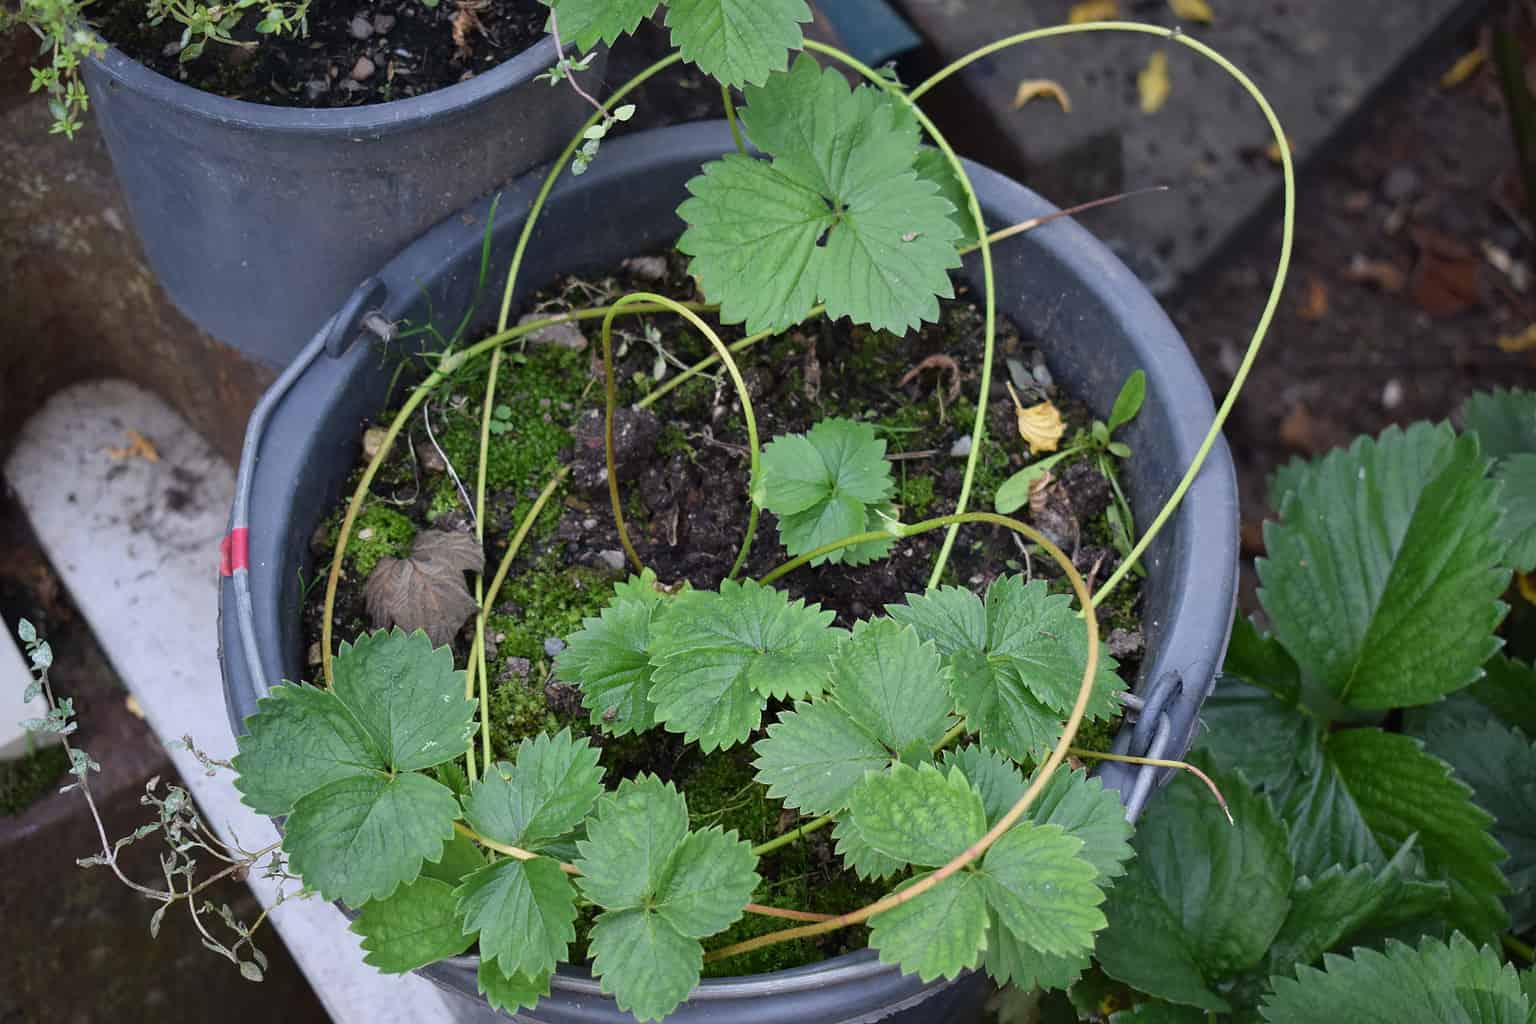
[455, 858, 577, 979]
[978, 820, 1107, 958]
[647, 579, 841, 750]
[1257, 424, 1508, 709]
[678, 56, 961, 335]
[350, 876, 474, 973]
[1469, 653, 1536, 735]
[477, 959, 551, 1016]
[664, 0, 811, 87]
[555, 575, 672, 736]
[232, 682, 380, 816]
[461, 729, 604, 851]
[755, 418, 896, 566]
[868, 872, 989, 982]
[546, 0, 660, 49]
[828, 617, 955, 762]
[752, 698, 890, 816]
[845, 761, 986, 868]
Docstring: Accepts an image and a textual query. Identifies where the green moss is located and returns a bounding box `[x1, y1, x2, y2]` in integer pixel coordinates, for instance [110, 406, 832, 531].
[333, 505, 415, 576]
[1071, 715, 1119, 755]
[425, 477, 463, 523]
[897, 473, 935, 519]
[1, 742, 70, 815]
[656, 422, 695, 459]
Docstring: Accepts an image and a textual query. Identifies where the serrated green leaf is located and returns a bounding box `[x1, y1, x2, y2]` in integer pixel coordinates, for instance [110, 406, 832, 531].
[678, 56, 960, 335]
[652, 826, 760, 937]
[455, 858, 576, 979]
[830, 618, 955, 762]
[233, 682, 379, 816]
[664, 0, 810, 87]
[982, 905, 1090, 991]
[1493, 453, 1536, 571]
[752, 698, 890, 816]
[546, 0, 660, 49]
[1194, 675, 1318, 794]
[1224, 614, 1301, 702]
[755, 418, 895, 566]
[941, 745, 1024, 827]
[420, 833, 486, 886]
[1462, 387, 1536, 460]
[575, 775, 690, 909]
[556, 589, 666, 736]
[1257, 424, 1508, 709]
[477, 959, 551, 1015]
[285, 772, 460, 907]
[831, 815, 905, 879]
[846, 761, 986, 868]
[913, 146, 980, 248]
[612, 568, 668, 608]
[869, 871, 988, 982]
[588, 908, 702, 1023]
[331, 628, 478, 773]
[350, 876, 473, 973]
[1107, 371, 1147, 434]
[647, 579, 840, 752]
[1470, 653, 1536, 735]
[1259, 935, 1530, 1024]
[1096, 758, 1291, 1010]
[462, 729, 604, 851]
[980, 820, 1107, 958]
[1409, 695, 1536, 932]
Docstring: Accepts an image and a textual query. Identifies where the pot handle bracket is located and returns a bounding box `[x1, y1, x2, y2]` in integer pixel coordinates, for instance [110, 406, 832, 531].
[1119, 668, 1184, 822]
[321, 276, 392, 358]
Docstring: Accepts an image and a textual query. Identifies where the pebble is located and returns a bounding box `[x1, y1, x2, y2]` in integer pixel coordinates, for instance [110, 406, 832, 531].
[949, 435, 973, 457]
[543, 637, 566, 658]
[414, 440, 447, 474]
[596, 550, 627, 572]
[350, 56, 376, 82]
[373, 12, 396, 33]
[1381, 379, 1404, 410]
[621, 255, 669, 281]
[349, 14, 374, 39]
[1381, 165, 1420, 203]
[517, 313, 587, 350]
[362, 425, 388, 459]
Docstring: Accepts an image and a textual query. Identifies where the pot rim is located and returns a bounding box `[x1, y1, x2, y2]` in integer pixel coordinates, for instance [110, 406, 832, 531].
[84, 28, 560, 136]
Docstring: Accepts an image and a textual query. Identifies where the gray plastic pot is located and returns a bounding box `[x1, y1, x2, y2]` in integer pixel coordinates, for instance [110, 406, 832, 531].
[80, 35, 600, 369]
[218, 120, 1239, 1022]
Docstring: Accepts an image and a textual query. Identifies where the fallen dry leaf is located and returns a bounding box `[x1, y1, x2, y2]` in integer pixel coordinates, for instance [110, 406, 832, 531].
[899, 353, 963, 403]
[1279, 403, 1324, 454]
[1138, 52, 1170, 114]
[1344, 254, 1406, 293]
[1411, 229, 1481, 317]
[1497, 324, 1536, 353]
[450, 0, 487, 60]
[364, 530, 485, 646]
[1167, 0, 1214, 22]
[1006, 380, 1066, 453]
[1441, 46, 1486, 89]
[1013, 79, 1072, 113]
[1067, 0, 1118, 23]
[1297, 276, 1329, 321]
[106, 429, 160, 463]
[125, 694, 145, 719]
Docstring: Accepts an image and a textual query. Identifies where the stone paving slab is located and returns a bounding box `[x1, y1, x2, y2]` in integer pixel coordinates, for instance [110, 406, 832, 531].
[898, 0, 1489, 292]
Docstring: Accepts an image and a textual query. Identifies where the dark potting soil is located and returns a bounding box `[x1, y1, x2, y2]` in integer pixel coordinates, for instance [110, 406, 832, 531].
[302, 249, 1147, 973]
[94, 0, 547, 108]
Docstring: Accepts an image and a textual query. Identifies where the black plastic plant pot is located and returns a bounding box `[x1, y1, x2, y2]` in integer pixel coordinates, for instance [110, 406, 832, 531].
[79, 37, 602, 369]
[217, 121, 1239, 1022]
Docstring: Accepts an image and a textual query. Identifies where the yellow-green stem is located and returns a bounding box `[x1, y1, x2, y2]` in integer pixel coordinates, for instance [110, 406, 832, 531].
[723, 83, 747, 154]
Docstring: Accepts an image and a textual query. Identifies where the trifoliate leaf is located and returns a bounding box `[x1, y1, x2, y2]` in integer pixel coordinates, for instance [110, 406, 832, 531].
[575, 776, 690, 910]
[678, 56, 961, 335]
[663, 0, 811, 87]
[477, 959, 551, 1016]
[647, 579, 840, 751]
[420, 833, 486, 886]
[455, 858, 576, 979]
[546, 0, 660, 50]
[284, 772, 461, 907]
[331, 628, 479, 773]
[588, 908, 703, 1023]
[868, 871, 989, 982]
[350, 876, 473, 973]
[462, 729, 604, 851]
[979, 820, 1107, 958]
[830, 618, 955, 762]
[1408, 694, 1536, 932]
[1095, 758, 1291, 1011]
[754, 418, 895, 566]
[1257, 424, 1508, 709]
[555, 583, 669, 736]
[576, 777, 758, 1023]
[1470, 653, 1536, 735]
[831, 816, 905, 880]
[846, 761, 987, 868]
[752, 698, 891, 816]
[651, 826, 760, 937]
[233, 682, 380, 816]
[889, 576, 1122, 762]
[1259, 935, 1530, 1024]
[1493, 453, 1536, 571]
[1462, 387, 1536, 460]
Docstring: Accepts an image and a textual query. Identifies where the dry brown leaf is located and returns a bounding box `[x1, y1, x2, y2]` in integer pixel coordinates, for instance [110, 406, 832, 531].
[1006, 380, 1066, 453]
[363, 530, 485, 646]
[899, 353, 963, 402]
[1167, 0, 1214, 23]
[1441, 47, 1485, 89]
[1412, 229, 1481, 317]
[1013, 79, 1072, 113]
[1067, 0, 1119, 23]
[1279, 404, 1324, 454]
[1497, 324, 1536, 352]
[1344, 254, 1406, 293]
[1297, 276, 1329, 321]
[450, 0, 487, 60]
[106, 429, 160, 462]
[1138, 52, 1170, 114]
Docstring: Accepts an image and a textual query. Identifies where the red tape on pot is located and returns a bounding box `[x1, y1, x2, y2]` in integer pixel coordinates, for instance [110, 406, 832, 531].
[220, 528, 249, 576]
